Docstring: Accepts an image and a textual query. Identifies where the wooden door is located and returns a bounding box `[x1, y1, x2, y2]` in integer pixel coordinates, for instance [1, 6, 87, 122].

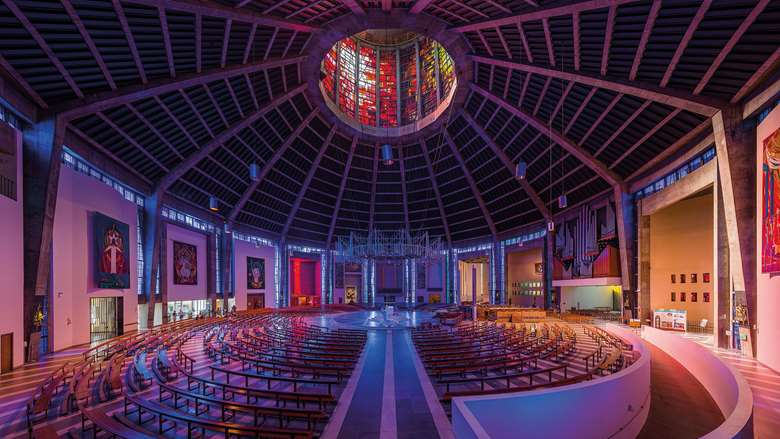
[1, 333, 12, 373]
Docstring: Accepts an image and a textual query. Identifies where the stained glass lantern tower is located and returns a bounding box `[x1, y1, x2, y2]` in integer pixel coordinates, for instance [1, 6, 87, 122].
[319, 30, 457, 137]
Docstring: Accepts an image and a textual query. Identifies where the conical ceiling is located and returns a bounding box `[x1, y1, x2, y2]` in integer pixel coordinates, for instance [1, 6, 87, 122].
[1, 0, 778, 246]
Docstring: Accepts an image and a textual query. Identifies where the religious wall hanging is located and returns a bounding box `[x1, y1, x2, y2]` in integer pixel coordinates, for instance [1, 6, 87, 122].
[173, 241, 198, 285]
[247, 257, 265, 290]
[762, 124, 780, 272]
[93, 212, 130, 289]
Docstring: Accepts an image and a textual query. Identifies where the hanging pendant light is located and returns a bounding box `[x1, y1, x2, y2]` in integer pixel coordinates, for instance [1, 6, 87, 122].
[381, 144, 394, 165]
[209, 195, 219, 212]
[515, 161, 527, 180]
[249, 162, 259, 181]
[558, 194, 568, 209]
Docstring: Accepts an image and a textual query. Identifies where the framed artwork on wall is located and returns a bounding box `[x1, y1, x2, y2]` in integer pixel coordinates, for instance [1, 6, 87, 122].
[93, 212, 131, 289]
[703, 292, 711, 303]
[671, 292, 676, 302]
[535, 263, 544, 275]
[173, 241, 197, 285]
[761, 124, 780, 273]
[680, 274, 686, 283]
[703, 272, 710, 283]
[691, 273, 698, 283]
[680, 292, 686, 302]
[247, 257, 265, 289]
[691, 292, 698, 302]
[671, 274, 676, 284]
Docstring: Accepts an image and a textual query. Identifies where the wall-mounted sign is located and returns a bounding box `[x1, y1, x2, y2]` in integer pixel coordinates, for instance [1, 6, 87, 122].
[654, 309, 687, 332]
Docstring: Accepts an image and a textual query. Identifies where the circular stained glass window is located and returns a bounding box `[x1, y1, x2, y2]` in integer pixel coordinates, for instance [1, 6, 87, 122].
[319, 29, 457, 137]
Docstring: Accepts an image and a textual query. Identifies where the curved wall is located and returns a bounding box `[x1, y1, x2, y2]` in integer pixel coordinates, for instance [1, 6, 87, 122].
[642, 326, 753, 438]
[452, 324, 650, 439]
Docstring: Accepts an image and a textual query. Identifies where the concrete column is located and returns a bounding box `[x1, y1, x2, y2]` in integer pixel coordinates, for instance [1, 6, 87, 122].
[713, 106, 757, 356]
[207, 231, 217, 312]
[22, 116, 65, 361]
[159, 222, 169, 324]
[637, 207, 651, 324]
[715, 171, 732, 349]
[615, 187, 636, 296]
[544, 230, 555, 311]
[142, 192, 162, 328]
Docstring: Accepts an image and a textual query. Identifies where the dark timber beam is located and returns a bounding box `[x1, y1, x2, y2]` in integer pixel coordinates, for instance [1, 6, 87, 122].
[281, 126, 336, 240]
[470, 83, 624, 188]
[22, 116, 66, 360]
[227, 109, 320, 224]
[419, 140, 452, 246]
[56, 56, 306, 121]
[61, 0, 117, 89]
[629, 0, 660, 81]
[327, 136, 358, 248]
[443, 130, 497, 238]
[126, 0, 318, 32]
[157, 83, 307, 194]
[460, 111, 552, 222]
[660, 0, 710, 87]
[732, 47, 780, 105]
[453, 0, 640, 33]
[470, 56, 723, 117]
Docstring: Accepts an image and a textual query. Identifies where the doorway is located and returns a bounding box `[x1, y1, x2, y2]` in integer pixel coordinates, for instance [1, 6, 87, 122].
[90, 297, 123, 343]
[1, 334, 12, 374]
[247, 293, 265, 310]
[345, 286, 357, 304]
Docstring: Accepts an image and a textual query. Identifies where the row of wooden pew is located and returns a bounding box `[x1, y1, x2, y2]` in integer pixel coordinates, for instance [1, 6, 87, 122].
[106, 310, 367, 438]
[412, 320, 617, 404]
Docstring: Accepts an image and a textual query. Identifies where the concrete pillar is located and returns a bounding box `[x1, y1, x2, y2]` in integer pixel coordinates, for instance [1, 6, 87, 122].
[615, 187, 636, 296]
[713, 106, 757, 356]
[22, 116, 65, 361]
[715, 172, 732, 349]
[637, 209, 651, 324]
[207, 231, 217, 312]
[142, 192, 162, 328]
[543, 230, 555, 311]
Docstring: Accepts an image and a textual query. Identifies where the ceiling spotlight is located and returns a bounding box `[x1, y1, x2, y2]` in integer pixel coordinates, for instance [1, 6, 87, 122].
[515, 161, 527, 180]
[249, 162, 259, 181]
[558, 195, 568, 209]
[209, 196, 219, 212]
[381, 144, 394, 165]
[224, 222, 231, 234]
[548, 221, 555, 232]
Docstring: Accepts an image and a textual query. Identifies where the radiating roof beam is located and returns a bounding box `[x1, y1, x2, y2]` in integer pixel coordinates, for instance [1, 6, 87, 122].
[126, 0, 319, 32]
[281, 126, 336, 239]
[419, 140, 452, 246]
[56, 55, 305, 121]
[629, 0, 660, 81]
[453, 0, 641, 33]
[3, 0, 84, 97]
[693, 0, 769, 95]
[443, 130, 498, 238]
[470, 82, 623, 187]
[460, 111, 552, 222]
[326, 138, 357, 246]
[410, 0, 435, 14]
[660, 0, 710, 87]
[470, 55, 723, 116]
[227, 109, 319, 224]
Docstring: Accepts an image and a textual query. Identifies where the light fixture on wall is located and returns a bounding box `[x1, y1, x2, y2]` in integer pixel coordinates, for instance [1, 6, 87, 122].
[558, 195, 568, 209]
[249, 162, 259, 181]
[381, 144, 394, 165]
[515, 161, 527, 180]
[209, 196, 219, 212]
